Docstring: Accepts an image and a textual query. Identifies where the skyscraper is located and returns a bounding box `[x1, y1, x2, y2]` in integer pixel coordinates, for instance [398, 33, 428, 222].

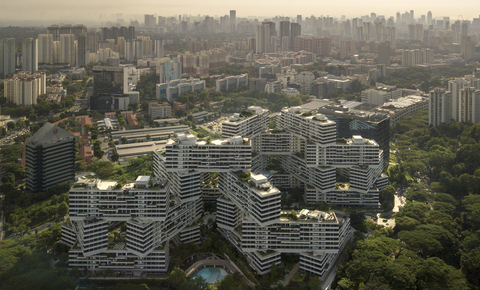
[1, 38, 16, 76]
[427, 11, 432, 24]
[59, 34, 75, 65]
[155, 39, 164, 58]
[38, 34, 53, 64]
[429, 88, 452, 126]
[230, 10, 236, 33]
[21, 38, 38, 73]
[377, 42, 391, 65]
[26, 122, 75, 193]
[280, 21, 290, 50]
[77, 34, 89, 67]
[290, 23, 301, 49]
[256, 23, 272, 54]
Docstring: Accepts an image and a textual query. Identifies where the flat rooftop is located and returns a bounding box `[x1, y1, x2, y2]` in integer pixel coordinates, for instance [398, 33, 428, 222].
[115, 141, 167, 157]
[299, 99, 334, 111]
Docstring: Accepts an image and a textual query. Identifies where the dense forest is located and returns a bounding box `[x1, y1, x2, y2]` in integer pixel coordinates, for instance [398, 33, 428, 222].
[333, 110, 480, 290]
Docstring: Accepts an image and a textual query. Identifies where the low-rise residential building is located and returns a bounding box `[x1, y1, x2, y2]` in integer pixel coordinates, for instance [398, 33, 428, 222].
[156, 78, 206, 102]
[372, 95, 429, 126]
[361, 83, 403, 107]
[148, 102, 172, 119]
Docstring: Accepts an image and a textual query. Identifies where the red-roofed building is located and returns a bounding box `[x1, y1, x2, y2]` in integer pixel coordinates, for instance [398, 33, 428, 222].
[127, 115, 139, 128]
[79, 145, 94, 164]
[53, 115, 92, 136]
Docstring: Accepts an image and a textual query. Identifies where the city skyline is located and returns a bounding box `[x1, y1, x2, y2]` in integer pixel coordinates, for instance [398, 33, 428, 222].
[1, 0, 480, 25]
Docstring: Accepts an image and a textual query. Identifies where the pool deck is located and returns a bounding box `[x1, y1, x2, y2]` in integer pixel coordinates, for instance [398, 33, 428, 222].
[186, 257, 255, 287]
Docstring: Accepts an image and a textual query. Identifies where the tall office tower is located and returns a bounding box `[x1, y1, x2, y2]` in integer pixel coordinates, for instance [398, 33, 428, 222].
[427, 11, 432, 24]
[77, 34, 89, 67]
[1, 38, 16, 75]
[155, 39, 164, 58]
[396, 12, 401, 23]
[459, 87, 480, 123]
[256, 23, 271, 53]
[38, 34, 53, 64]
[290, 23, 301, 49]
[145, 14, 156, 28]
[280, 21, 290, 50]
[297, 15, 302, 24]
[377, 42, 391, 65]
[230, 10, 236, 33]
[429, 88, 452, 126]
[410, 10, 414, 22]
[26, 122, 75, 193]
[59, 34, 75, 65]
[21, 38, 38, 73]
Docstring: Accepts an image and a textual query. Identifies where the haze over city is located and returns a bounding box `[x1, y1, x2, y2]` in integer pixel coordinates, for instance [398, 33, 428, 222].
[1, 0, 480, 25]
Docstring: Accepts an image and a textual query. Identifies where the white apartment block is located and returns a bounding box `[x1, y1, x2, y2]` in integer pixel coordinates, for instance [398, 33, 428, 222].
[148, 102, 172, 119]
[62, 175, 200, 275]
[361, 84, 403, 106]
[402, 49, 433, 67]
[215, 73, 248, 91]
[459, 87, 480, 124]
[447, 73, 480, 122]
[429, 88, 452, 126]
[4, 71, 46, 105]
[222, 106, 269, 139]
[372, 95, 429, 127]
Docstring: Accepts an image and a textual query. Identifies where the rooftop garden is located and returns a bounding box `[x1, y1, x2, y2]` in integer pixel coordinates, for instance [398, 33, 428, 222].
[238, 172, 251, 183]
[239, 110, 254, 118]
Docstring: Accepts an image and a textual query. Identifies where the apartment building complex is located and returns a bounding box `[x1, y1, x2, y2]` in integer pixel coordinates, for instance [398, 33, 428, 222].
[4, 71, 46, 105]
[62, 175, 200, 275]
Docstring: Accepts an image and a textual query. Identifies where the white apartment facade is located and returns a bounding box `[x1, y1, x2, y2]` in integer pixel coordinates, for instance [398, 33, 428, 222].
[62, 175, 200, 275]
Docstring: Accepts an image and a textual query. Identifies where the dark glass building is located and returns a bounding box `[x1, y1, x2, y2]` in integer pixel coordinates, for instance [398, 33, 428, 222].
[317, 105, 390, 168]
[26, 123, 75, 193]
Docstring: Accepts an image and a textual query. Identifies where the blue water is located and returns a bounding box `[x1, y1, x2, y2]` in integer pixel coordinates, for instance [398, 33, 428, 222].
[194, 267, 228, 283]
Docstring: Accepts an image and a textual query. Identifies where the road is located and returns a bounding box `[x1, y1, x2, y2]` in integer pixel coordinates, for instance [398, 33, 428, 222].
[282, 262, 300, 287]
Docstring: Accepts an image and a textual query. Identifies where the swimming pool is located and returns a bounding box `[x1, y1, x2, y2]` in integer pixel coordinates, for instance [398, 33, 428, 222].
[194, 267, 228, 283]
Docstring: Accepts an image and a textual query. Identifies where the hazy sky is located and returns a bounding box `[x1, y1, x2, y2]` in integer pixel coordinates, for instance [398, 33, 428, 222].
[1, 0, 480, 24]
